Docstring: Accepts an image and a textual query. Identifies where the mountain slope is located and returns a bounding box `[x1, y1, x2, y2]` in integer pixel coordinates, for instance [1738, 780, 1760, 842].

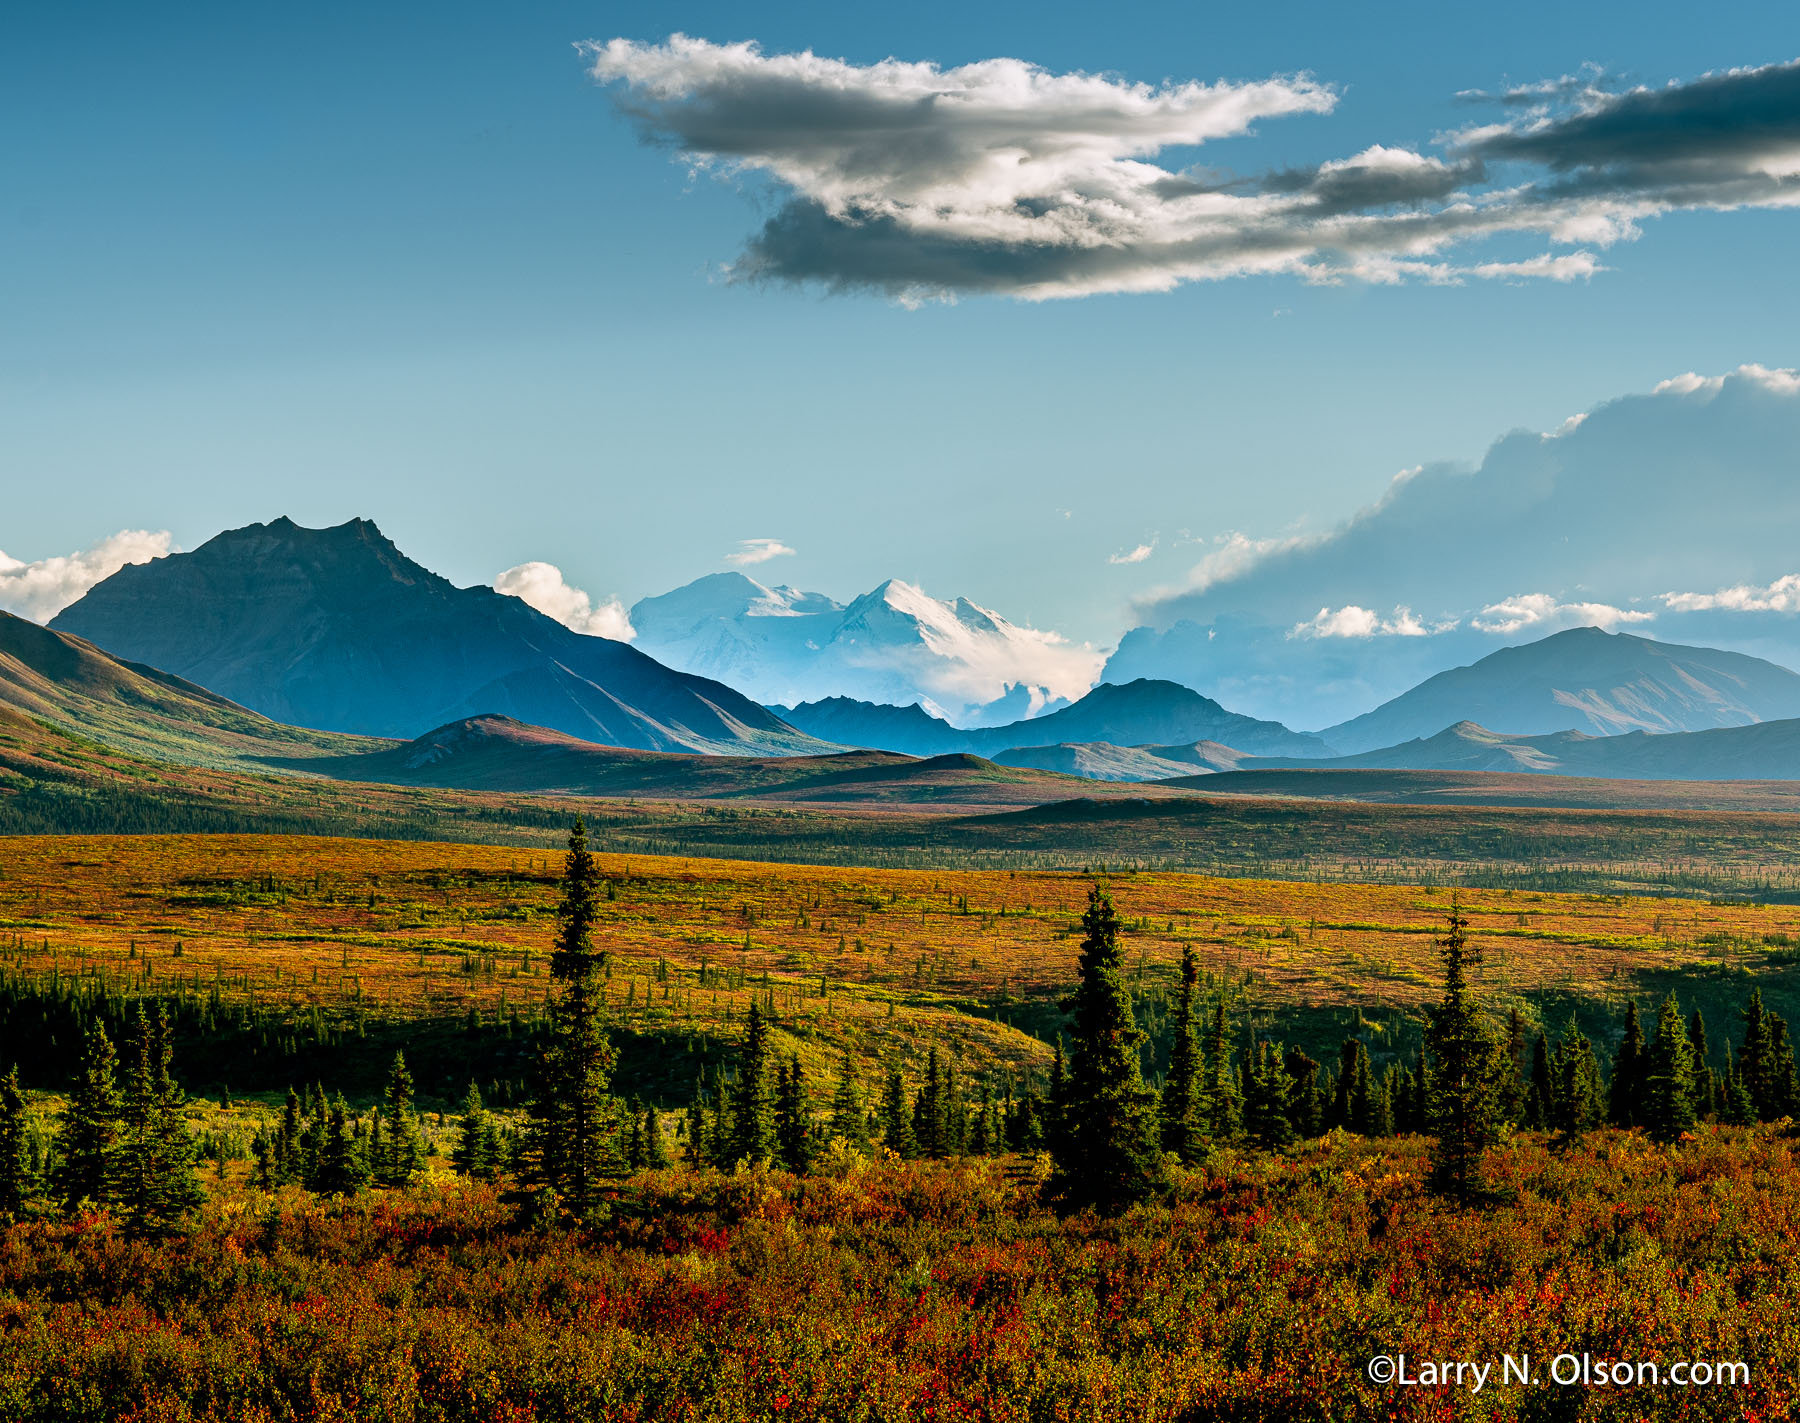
[775, 680, 1326, 759]
[991, 743, 1207, 782]
[51, 518, 834, 755]
[0, 610, 373, 769]
[1319, 627, 1800, 753]
[1244, 716, 1800, 782]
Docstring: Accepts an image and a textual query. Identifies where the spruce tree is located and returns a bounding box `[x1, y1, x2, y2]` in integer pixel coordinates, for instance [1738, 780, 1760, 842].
[1551, 1018, 1605, 1138]
[525, 820, 620, 1218]
[1282, 1047, 1323, 1139]
[1609, 1000, 1647, 1127]
[641, 1104, 670, 1169]
[54, 1020, 123, 1210]
[1158, 946, 1205, 1163]
[880, 1065, 916, 1157]
[1689, 1008, 1712, 1116]
[726, 1002, 776, 1165]
[1424, 907, 1506, 1203]
[1333, 1040, 1378, 1135]
[1200, 997, 1243, 1143]
[0, 1066, 35, 1219]
[1641, 992, 1698, 1144]
[1501, 1007, 1529, 1126]
[774, 1055, 814, 1173]
[914, 1047, 946, 1158]
[829, 1051, 870, 1150]
[1244, 1042, 1297, 1150]
[1047, 886, 1166, 1213]
[118, 1006, 201, 1236]
[375, 1051, 426, 1187]
[314, 1096, 370, 1195]
[1525, 1033, 1553, 1130]
[453, 1082, 501, 1180]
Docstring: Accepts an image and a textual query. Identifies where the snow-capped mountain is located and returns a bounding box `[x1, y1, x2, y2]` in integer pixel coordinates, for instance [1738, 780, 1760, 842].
[629, 573, 1103, 724]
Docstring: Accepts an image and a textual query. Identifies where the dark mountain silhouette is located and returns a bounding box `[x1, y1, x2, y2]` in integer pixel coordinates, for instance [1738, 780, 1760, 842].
[51, 518, 834, 755]
[774, 679, 1325, 759]
[1319, 627, 1800, 753]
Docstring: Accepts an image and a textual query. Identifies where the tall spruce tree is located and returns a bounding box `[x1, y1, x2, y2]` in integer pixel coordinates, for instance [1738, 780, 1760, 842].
[1283, 1047, 1324, 1139]
[1424, 907, 1507, 1203]
[1551, 1017, 1606, 1138]
[880, 1065, 916, 1157]
[774, 1055, 814, 1173]
[118, 1006, 202, 1236]
[1501, 1008, 1529, 1126]
[1689, 1009, 1713, 1116]
[1047, 886, 1166, 1213]
[1525, 1033, 1554, 1130]
[525, 820, 620, 1219]
[1200, 997, 1243, 1143]
[375, 1051, 426, 1188]
[453, 1082, 502, 1180]
[641, 1104, 670, 1169]
[1641, 992, 1698, 1144]
[54, 1020, 123, 1210]
[726, 1002, 776, 1165]
[1609, 1000, 1648, 1127]
[1333, 1040, 1378, 1135]
[829, 1051, 870, 1150]
[314, 1095, 370, 1195]
[1159, 946, 1205, 1163]
[1244, 1042, 1297, 1150]
[0, 1066, 36, 1219]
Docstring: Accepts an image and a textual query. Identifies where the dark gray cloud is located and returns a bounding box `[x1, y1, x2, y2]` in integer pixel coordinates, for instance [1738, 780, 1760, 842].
[588, 38, 1800, 300]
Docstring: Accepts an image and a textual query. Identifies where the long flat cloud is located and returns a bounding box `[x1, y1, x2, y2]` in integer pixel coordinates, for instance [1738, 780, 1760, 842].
[586, 38, 1800, 300]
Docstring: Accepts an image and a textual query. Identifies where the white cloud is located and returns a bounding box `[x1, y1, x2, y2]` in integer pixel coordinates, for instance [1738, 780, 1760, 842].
[0, 530, 173, 623]
[1289, 604, 1432, 639]
[725, 538, 796, 566]
[1663, 574, 1800, 613]
[494, 562, 635, 641]
[1108, 540, 1155, 565]
[1470, 593, 1653, 635]
[587, 40, 1800, 301]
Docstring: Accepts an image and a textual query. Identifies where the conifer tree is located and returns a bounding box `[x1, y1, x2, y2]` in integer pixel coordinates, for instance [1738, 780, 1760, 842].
[1044, 1042, 1071, 1161]
[1525, 1033, 1553, 1130]
[1244, 1042, 1297, 1150]
[1689, 1008, 1713, 1115]
[314, 1096, 370, 1195]
[1609, 1000, 1648, 1127]
[1501, 1007, 1529, 1126]
[1769, 1015, 1800, 1118]
[1282, 1047, 1323, 1139]
[726, 1002, 776, 1165]
[525, 820, 620, 1218]
[453, 1082, 502, 1179]
[1550, 1017, 1605, 1138]
[641, 1103, 669, 1169]
[1333, 1040, 1378, 1135]
[774, 1055, 813, 1173]
[1641, 992, 1698, 1144]
[1047, 886, 1166, 1213]
[829, 1051, 870, 1150]
[969, 1081, 999, 1155]
[1424, 907, 1507, 1203]
[880, 1065, 916, 1157]
[1005, 1085, 1043, 1152]
[118, 1006, 202, 1236]
[1200, 997, 1243, 1143]
[0, 1066, 35, 1219]
[913, 1047, 946, 1158]
[54, 1020, 123, 1210]
[375, 1051, 426, 1188]
[1158, 946, 1205, 1163]
[1739, 989, 1774, 1118]
[942, 1062, 967, 1155]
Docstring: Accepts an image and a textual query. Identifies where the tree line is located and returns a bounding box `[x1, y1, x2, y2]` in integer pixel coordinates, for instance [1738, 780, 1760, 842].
[5, 822, 1798, 1230]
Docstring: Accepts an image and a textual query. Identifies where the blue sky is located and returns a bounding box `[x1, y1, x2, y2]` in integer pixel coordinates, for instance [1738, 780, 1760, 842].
[3, 0, 1797, 657]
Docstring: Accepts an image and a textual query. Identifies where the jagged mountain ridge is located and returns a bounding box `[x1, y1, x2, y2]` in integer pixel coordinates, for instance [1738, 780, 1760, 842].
[774, 679, 1329, 758]
[51, 519, 834, 755]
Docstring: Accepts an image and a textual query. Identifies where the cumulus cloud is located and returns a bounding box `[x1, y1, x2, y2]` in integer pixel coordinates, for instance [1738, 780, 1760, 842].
[1109, 540, 1156, 565]
[726, 538, 796, 566]
[0, 530, 173, 623]
[586, 38, 1800, 300]
[1663, 574, 1800, 613]
[1107, 364, 1800, 728]
[1289, 605, 1431, 639]
[1469, 593, 1652, 635]
[495, 562, 635, 640]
